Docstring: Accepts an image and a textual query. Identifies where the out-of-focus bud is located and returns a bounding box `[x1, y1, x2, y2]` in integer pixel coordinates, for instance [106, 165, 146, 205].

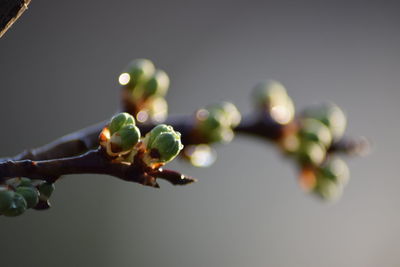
[279, 133, 301, 155]
[299, 118, 332, 148]
[38, 182, 55, 201]
[19, 178, 32, 187]
[318, 157, 350, 186]
[0, 188, 27, 217]
[215, 101, 242, 127]
[137, 97, 168, 123]
[183, 144, 217, 167]
[195, 102, 241, 144]
[119, 59, 155, 88]
[110, 124, 141, 153]
[302, 103, 347, 140]
[296, 141, 326, 166]
[299, 167, 317, 192]
[252, 80, 295, 124]
[109, 112, 135, 135]
[144, 125, 183, 165]
[16, 186, 39, 209]
[313, 177, 343, 201]
[144, 69, 170, 98]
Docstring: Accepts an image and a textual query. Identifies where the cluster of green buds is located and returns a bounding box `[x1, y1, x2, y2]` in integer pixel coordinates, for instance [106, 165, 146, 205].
[0, 178, 54, 217]
[252, 80, 295, 125]
[252, 81, 350, 201]
[100, 113, 183, 168]
[100, 112, 141, 160]
[193, 101, 241, 144]
[142, 124, 184, 167]
[282, 103, 349, 201]
[119, 59, 169, 123]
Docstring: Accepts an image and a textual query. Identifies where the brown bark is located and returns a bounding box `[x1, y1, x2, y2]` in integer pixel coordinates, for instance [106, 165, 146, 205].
[0, 0, 31, 38]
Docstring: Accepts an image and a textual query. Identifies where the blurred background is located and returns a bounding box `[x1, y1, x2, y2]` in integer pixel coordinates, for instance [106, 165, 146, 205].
[0, 1, 399, 266]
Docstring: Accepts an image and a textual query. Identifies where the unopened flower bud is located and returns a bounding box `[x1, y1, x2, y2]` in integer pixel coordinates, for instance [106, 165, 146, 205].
[145, 125, 183, 164]
[0, 189, 27, 217]
[19, 178, 32, 187]
[110, 124, 141, 152]
[38, 182, 55, 201]
[299, 118, 332, 148]
[211, 102, 241, 128]
[302, 103, 347, 140]
[313, 177, 343, 201]
[146, 124, 173, 147]
[296, 141, 326, 166]
[120, 59, 155, 87]
[16, 186, 39, 209]
[109, 112, 135, 135]
[252, 80, 295, 124]
[253, 80, 288, 106]
[318, 157, 350, 185]
[144, 69, 170, 97]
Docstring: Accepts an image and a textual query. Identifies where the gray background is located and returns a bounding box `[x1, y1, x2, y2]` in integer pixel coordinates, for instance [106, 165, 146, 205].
[0, 1, 399, 266]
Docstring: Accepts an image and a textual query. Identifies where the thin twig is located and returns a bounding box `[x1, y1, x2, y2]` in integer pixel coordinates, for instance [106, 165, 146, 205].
[0, 0, 31, 38]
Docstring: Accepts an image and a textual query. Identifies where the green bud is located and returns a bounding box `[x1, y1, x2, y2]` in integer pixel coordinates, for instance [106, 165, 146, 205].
[19, 178, 32, 187]
[314, 177, 343, 201]
[147, 97, 168, 123]
[146, 125, 183, 163]
[195, 106, 237, 143]
[209, 127, 234, 143]
[296, 141, 326, 166]
[302, 103, 347, 140]
[318, 157, 350, 185]
[299, 118, 332, 148]
[252, 80, 288, 107]
[0, 190, 27, 217]
[110, 124, 141, 152]
[0, 187, 12, 211]
[125, 58, 155, 87]
[252, 80, 295, 124]
[204, 109, 226, 129]
[16, 186, 39, 209]
[109, 112, 135, 135]
[146, 124, 173, 147]
[144, 69, 170, 97]
[209, 102, 241, 128]
[38, 182, 55, 201]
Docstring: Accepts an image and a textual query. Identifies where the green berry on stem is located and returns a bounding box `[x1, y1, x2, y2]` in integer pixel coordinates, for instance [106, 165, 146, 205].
[16, 186, 39, 208]
[109, 112, 135, 135]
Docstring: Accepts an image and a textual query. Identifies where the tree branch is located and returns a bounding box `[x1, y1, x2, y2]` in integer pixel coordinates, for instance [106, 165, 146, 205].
[0, 148, 196, 187]
[5, 113, 368, 162]
[0, 0, 31, 38]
